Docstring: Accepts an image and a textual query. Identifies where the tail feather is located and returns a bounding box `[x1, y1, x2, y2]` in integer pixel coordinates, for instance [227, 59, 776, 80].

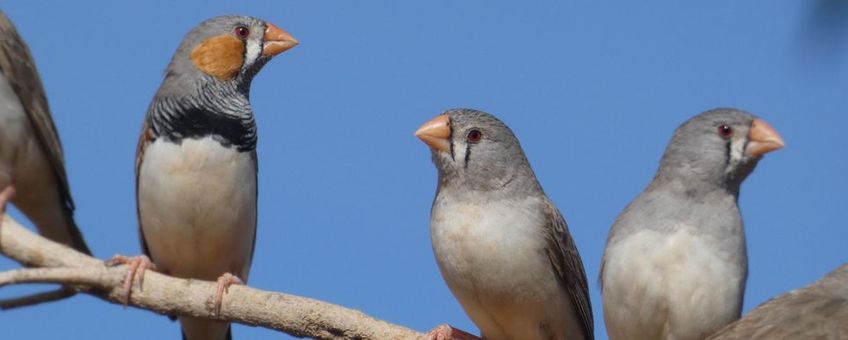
[62, 209, 91, 255]
[180, 317, 231, 340]
[181, 326, 232, 340]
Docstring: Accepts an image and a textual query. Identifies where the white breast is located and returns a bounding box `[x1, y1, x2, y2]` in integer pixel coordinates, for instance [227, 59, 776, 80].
[431, 195, 582, 340]
[432, 196, 546, 287]
[602, 227, 745, 340]
[138, 137, 257, 281]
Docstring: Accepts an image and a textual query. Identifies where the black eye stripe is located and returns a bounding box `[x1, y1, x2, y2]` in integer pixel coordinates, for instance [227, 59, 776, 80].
[449, 127, 455, 161]
[724, 139, 732, 167]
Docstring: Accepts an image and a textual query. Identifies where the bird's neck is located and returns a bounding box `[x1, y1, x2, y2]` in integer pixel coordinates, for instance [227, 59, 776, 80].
[652, 169, 741, 199]
[437, 168, 543, 201]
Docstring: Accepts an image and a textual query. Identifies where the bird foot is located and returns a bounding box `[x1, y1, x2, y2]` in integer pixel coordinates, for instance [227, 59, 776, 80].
[212, 272, 243, 316]
[424, 324, 480, 340]
[105, 254, 157, 305]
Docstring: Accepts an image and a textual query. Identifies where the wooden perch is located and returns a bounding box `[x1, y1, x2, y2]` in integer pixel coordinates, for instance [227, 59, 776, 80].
[0, 214, 426, 340]
[4, 209, 844, 340]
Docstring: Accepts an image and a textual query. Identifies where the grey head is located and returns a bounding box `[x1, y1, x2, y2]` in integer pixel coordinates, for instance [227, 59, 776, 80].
[154, 15, 298, 101]
[415, 108, 543, 196]
[653, 108, 785, 196]
[145, 15, 298, 151]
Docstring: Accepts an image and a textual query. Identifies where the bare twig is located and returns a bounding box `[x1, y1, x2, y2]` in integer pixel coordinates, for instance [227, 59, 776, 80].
[0, 214, 426, 340]
[0, 287, 78, 309]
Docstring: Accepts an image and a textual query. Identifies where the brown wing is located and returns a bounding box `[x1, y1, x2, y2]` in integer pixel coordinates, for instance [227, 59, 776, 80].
[245, 149, 258, 277]
[135, 119, 156, 258]
[543, 199, 594, 340]
[707, 264, 848, 340]
[0, 12, 71, 208]
[0, 11, 90, 254]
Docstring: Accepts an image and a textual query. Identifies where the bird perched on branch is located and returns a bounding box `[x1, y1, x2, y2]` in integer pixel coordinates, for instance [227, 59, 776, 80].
[416, 108, 594, 340]
[115, 15, 297, 340]
[0, 11, 90, 254]
[600, 108, 785, 340]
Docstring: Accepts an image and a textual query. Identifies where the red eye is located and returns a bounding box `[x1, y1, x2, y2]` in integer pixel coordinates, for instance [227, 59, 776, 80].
[466, 129, 483, 143]
[234, 26, 250, 39]
[718, 124, 733, 139]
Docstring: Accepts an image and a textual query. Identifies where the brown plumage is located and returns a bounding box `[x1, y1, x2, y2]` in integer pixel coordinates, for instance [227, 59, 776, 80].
[0, 10, 90, 254]
[708, 264, 848, 340]
[190, 35, 245, 80]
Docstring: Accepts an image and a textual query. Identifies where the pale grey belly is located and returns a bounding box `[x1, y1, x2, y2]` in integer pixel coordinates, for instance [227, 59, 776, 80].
[138, 137, 257, 281]
[431, 197, 583, 340]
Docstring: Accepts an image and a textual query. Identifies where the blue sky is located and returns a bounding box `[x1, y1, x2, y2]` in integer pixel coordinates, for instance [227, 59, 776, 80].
[1, 1, 846, 339]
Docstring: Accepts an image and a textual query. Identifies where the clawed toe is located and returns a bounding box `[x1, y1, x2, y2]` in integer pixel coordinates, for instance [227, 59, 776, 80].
[106, 254, 157, 305]
[212, 272, 243, 316]
[424, 324, 480, 340]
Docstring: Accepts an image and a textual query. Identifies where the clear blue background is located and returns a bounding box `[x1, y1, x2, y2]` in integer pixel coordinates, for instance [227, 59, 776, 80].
[2, 1, 846, 339]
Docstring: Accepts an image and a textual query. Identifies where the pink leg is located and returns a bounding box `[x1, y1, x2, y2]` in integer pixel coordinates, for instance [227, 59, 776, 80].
[424, 324, 480, 340]
[105, 255, 157, 305]
[212, 272, 244, 316]
[0, 185, 16, 215]
[0, 185, 15, 231]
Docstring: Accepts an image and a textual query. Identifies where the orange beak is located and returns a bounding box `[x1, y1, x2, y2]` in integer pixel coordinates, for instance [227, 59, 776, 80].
[746, 118, 785, 157]
[262, 23, 299, 57]
[415, 115, 451, 152]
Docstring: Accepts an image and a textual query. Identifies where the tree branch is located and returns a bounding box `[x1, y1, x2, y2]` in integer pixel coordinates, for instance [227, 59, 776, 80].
[0, 287, 77, 309]
[0, 214, 426, 340]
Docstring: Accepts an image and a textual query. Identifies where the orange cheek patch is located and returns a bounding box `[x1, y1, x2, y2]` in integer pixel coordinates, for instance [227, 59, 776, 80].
[190, 35, 245, 80]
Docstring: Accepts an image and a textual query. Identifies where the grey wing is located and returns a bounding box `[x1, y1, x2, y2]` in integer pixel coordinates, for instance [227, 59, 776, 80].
[244, 149, 258, 277]
[707, 264, 848, 340]
[543, 199, 594, 340]
[0, 12, 73, 212]
[0, 12, 90, 254]
[136, 120, 155, 258]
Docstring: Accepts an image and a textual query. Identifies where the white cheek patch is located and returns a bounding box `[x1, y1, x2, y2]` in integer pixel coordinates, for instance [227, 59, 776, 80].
[243, 37, 262, 70]
[725, 138, 746, 174]
[452, 142, 468, 162]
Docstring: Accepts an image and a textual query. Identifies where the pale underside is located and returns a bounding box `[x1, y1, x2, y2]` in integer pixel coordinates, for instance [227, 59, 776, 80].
[431, 194, 584, 340]
[602, 227, 744, 340]
[0, 73, 75, 245]
[138, 136, 256, 340]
